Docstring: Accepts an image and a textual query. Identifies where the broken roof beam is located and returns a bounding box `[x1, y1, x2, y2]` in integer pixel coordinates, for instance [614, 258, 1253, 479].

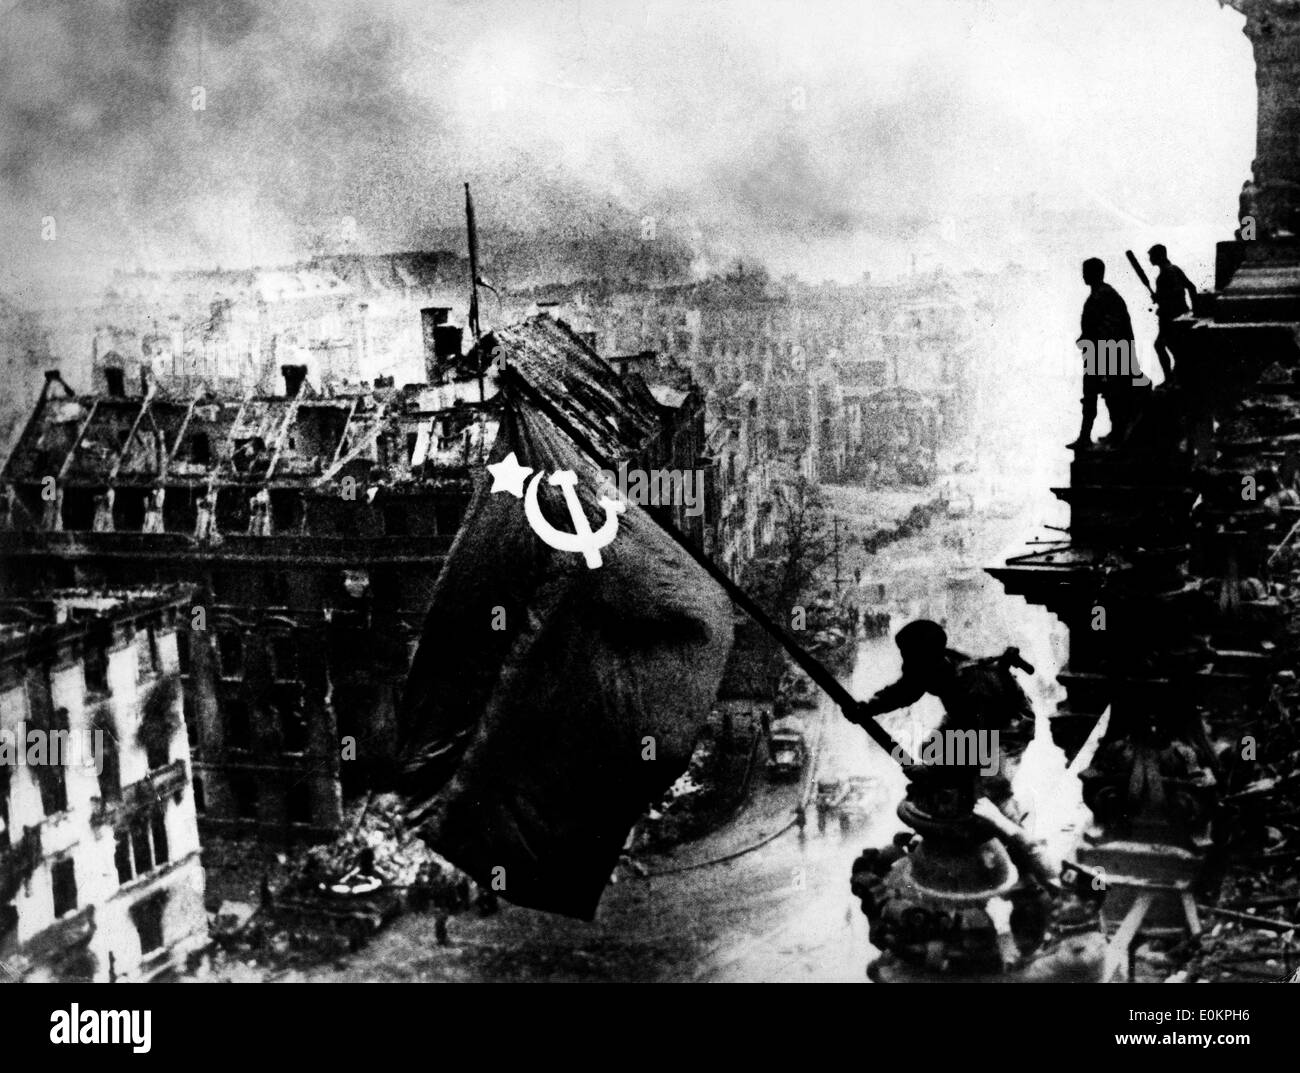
[0, 373, 64, 484]
[215, 388, 255, 480]
[312, 401, 390, 487]
[106, 383, 158, 483]
[160, 393, 202, 482]
[327, 398, 360, 470]
[56, 398, 102, 481]
[263, 379, 308, 482]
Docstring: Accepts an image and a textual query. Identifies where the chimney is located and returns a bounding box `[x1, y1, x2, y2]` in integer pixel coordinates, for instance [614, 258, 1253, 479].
[104, 368, 126, 398]
[434, 324, 463, 364]
[281, 364, 308, 397]
[44, 369, 76, 398]
[421, 307, 451, 380]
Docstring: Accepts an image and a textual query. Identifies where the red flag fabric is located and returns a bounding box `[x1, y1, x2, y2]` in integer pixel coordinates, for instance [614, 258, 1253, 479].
[398, 322, 732, 920]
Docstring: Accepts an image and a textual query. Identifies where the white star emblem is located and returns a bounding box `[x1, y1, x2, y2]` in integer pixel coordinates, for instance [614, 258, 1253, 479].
[486, 451, 533, 498]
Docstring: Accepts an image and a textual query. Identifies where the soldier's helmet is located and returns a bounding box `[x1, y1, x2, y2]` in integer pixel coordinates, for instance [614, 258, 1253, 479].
[895, 619, 947, 659]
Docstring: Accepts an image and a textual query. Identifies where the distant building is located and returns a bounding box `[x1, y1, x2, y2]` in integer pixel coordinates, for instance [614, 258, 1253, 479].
[54, 252, 473, 399]
[714, 621, 784, 730]
[0, 586, 206, 982]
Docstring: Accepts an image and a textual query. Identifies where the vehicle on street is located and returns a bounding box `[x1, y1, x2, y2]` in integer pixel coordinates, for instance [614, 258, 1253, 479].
[767, 717, 808, 781]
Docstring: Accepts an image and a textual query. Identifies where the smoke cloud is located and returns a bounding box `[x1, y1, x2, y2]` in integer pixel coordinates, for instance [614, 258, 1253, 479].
[0, 0, 1257, 294]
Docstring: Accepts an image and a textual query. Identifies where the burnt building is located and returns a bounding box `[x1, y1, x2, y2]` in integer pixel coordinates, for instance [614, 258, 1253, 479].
[0, 311, 711, 843]
[0, 360, 475, 840]
[0, 586, 206, 981]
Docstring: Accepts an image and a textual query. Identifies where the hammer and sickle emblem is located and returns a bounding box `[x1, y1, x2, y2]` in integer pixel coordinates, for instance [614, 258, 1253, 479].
[524, 469, 625, 569]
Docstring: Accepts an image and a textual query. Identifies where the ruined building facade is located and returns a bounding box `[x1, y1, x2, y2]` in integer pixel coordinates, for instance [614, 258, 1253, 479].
[0, 311, 712, 842]
[0, 587, 206, 981]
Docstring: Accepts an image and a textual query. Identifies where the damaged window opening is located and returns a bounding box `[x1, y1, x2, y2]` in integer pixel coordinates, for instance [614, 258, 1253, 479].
[84, 639, 110, 696]
[267, 572, 292, 607]
[60, 488, 95, 531]
[217, 633, 243, 678]
[114, 488, 147, 531]
[96, 714, 121, 803]
[279, 698, 309, 754]
[137, 624, 160, 681]
[115, 809, 170, 888]
[114, 829, 132, 884]
[51, 857, 77, 918]
[141, 716, 172, 773]
[188, 432, 211, 466]
[271, 491, 301, 532]
[383, 502, 409, 535]
[233, 777, 258, 821]
[225, 698, 252, 751]
[27, 672, 68, 816]
[287, 781, 312, 825]
[130, 815, 153, 875]
[176, 629, 191, 676]
[270, 636, 299, 682]
[151, 810, 169, 865]
[215, 489, 249, 533]
[163, 486, 199, 534]
[181, 677, 198, 746]
[131, 894, 166, 955]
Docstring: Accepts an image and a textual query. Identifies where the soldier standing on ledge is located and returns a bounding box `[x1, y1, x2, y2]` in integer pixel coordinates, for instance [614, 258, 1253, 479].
[1069, 257, 1147, 450]
[1148, 244, 1197, 381]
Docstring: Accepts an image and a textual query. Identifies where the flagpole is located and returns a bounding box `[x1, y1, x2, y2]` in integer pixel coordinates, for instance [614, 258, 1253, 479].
[465, 183, 484, 404]
[499, 365, 916, 769]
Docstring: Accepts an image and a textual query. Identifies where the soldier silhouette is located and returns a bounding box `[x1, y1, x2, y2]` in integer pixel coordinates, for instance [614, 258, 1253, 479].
[1148, 244, 1197, 381]
[1069, 258, 1147, 449]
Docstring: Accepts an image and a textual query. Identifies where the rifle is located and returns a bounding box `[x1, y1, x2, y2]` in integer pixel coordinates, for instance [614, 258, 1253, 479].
[1125, 249, 1157, 310]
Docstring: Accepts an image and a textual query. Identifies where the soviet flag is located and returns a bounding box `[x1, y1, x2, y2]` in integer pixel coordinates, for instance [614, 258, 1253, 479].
[398, 324, 732, 920]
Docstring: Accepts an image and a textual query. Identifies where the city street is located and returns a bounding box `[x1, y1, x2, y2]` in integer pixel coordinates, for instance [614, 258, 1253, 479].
[271, 497, 1087, 984]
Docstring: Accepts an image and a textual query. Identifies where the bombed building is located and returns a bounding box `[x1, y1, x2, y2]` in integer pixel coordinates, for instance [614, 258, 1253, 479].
[0, 586, 206, 982]
[0, 309, 713, 843]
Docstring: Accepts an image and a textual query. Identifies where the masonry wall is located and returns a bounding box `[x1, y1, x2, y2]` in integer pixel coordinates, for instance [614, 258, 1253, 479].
[1, 611, 206, 981]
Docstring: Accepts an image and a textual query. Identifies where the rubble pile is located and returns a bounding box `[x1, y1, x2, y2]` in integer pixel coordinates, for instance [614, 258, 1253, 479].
[202, 794, 474, 972]
[292, 792, 459, 892]
[1169, 670, 1300, 981]
[637, 724, 751, 851]
[1178, 904, 1300, 982]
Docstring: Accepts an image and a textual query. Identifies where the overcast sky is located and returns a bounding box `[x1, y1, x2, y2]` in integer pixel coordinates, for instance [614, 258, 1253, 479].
[0, 0, 1255, 291]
